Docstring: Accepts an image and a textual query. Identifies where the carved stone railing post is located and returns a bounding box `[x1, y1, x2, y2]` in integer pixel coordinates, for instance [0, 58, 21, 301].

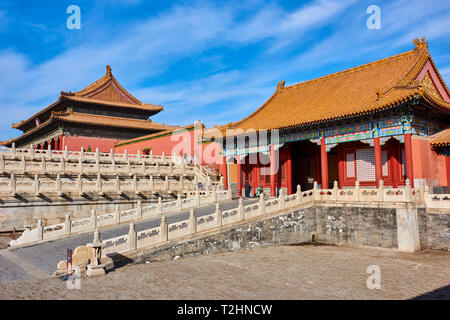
[41, 157, 46, 174]
[20, 156, 26, 173]
[95, 159, 100, 172]
[37, 219, 43, 241]
[162, 152, 166, 163]
[238, 197, 245, 220]
[10, 174, 16, 195]
[11, 143, 16, 159]
[259, 193, 266, 216]
[47, 144, 52, 160]
[137, 149, 141, 162]
[177, 193, 182, 210]
[77, 174, 82, 194]
[278, 189, 286, 210]
[30, 144, 35, 160]
[195, 190, 200, 206]
[114, 204, 120, 224]
[91, 209, 97, 229]
[180, 176, 184, 191]
[189, 208, 196, 234]
[132, 174, 137, 192]
[112, 160, 116, 174]
[60, 157, 65, 172]
[157, 197, 163, 214]
[78, 158, 83, 174]
[149, 150, 153, 162]
[378, 180, 384, 202]
[96, 174, 102, 193]
[0, 154, 4, 173]
[128, 222, 137, 251]
[110, 148, 114, 162]
[80, 147, 84, 162]
[215, 202, 222, 227]
[141, 160, 146, 174]
[64, 214, 71, 235]
[95, 148, 99, 162]
[404, 178, 412, 202]
[313, 181, 319, 201]
[149, 175, 154, 189]
[124, 149, 128, 162]
[127, 161, 131, 175]
[354, 181, 360, 201]
[56, 173, 62, 194]
[64, 146, 69, 160]
[115, 175, 120, 193]
[164, 176, 169, 191]
[160, 215, 168, 242]
[296, 184, 302, 205]
[332, 181, 338, 201]
[136, 200, 142, 219]
[34, 174, 40, 195]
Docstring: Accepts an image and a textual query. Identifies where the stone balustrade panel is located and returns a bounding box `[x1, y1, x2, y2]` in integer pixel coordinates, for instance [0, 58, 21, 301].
[102, 234, 130, 256]
[196, 213, 216, 232]
[167, 221, 190, 240]
[137, 227, 160, 248]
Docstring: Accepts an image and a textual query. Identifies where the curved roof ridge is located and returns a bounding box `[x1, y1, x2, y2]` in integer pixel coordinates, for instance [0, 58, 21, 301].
[71, 65, 143, 105]
[285, 48, 419, 91]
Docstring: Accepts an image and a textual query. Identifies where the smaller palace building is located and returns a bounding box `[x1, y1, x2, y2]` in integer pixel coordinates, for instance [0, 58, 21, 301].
[2, 66, 174, 152]
[206, 38, 450, 196]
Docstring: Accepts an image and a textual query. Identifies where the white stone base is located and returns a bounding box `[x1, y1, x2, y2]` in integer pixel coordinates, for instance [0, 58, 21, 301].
[86, 264, 106, 277]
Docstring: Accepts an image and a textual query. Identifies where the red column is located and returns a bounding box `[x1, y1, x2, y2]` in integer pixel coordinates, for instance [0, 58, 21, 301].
[404, 133, 414, 186]
[236, 156, 242, 197]
[315, 147, 321, 185]
[320, 137, 329, 189]
[270, 146, 277, 197]
[286, 144, 293, 195]
[374, 137, 383, 185]
[446, 156, 450, 187]
[252, 164, 258, 197]
[221, 156, 228, 190]
[391, 147, 401, 188]
[59, 134, 64, 150]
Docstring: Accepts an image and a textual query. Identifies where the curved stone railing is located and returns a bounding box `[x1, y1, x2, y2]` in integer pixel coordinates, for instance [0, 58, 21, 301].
[93, 178, 449, 258]
[0, 174, 197, 196]
[0, 145, 178, 165]
[9, 189, 232, 247]
[0, 156, 197, 177]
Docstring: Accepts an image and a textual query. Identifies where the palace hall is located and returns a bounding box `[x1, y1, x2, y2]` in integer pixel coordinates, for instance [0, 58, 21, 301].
[206, 38, 450, 196]
[2, 66, 175, 152]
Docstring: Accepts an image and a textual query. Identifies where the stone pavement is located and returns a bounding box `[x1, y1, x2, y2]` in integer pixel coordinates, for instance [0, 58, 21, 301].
[0, 244, 449, 299]
[0, 198, 258, 282]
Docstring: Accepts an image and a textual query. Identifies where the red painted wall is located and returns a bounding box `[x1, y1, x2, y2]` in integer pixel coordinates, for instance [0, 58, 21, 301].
[114, 126, 223, 171]
[62, 135, 120, 153]
[411, 135, 449, 187]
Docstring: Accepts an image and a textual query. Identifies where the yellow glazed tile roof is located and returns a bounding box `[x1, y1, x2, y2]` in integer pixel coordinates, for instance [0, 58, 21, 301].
[2, 111, 172, 146]
[217, 38, 450, 135]
[12, 66, 163, 130]
[429, 128, 450, 146]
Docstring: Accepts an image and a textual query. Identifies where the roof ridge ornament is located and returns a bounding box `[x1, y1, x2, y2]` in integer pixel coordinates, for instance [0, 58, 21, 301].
[106, 65, 111, 75]
[276, 80, 285, 92]
[413, 37, 428, 51]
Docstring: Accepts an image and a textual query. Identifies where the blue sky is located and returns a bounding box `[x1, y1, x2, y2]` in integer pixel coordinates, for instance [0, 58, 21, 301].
[0, 0, 449, 141]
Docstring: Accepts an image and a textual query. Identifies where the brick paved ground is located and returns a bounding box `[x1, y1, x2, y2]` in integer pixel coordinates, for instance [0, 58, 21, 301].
[0, 244, 449, 299]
